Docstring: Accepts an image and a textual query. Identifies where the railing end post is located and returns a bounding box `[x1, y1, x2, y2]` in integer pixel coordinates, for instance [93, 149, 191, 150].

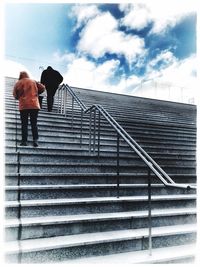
[148, 168, 152, 256]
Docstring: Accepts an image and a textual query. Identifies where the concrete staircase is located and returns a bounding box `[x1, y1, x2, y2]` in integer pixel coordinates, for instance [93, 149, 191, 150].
[5, 77, 197, 263]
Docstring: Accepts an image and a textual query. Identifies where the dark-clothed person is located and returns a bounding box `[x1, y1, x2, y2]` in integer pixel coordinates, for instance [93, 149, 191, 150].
[13, 71, 45, 147]
[40, 66, 63, 112]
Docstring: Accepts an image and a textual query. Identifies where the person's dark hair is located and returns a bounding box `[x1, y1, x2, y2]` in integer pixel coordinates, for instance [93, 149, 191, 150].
[19, 71, 30, 80]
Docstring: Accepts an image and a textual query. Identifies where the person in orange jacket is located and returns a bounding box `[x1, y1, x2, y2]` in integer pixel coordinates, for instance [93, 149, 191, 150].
[13, 71, 45, 147]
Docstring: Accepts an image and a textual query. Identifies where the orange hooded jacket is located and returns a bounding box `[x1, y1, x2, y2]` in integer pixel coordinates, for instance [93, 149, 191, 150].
[13, 71, 45, 111]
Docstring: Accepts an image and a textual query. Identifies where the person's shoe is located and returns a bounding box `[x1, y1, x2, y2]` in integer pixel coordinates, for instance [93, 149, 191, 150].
[33, 141, 38, 147]
[20, 141, 27, 146]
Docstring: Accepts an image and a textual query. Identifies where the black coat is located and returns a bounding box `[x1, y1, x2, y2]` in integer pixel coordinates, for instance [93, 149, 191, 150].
[41, 66, 63, 95]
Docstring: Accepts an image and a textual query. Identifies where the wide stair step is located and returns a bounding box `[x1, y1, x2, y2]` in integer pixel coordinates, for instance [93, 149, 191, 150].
[64, 243, 196, 264]
[5, 208, 196, 241]
[5, 224, 196, 263]
[5, 194, 196, 219]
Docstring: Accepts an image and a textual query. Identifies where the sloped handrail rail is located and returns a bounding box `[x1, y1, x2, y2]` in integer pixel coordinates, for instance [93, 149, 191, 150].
[87, 105, 193, 189]
[57, 83, 196, 256]
[59, 83, 196, 190]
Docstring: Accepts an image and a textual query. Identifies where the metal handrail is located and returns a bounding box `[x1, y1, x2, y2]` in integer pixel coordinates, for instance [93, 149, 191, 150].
[14, 101, 23, 263]
[57, 83, 196, 255]
[58, 84, 196, 191]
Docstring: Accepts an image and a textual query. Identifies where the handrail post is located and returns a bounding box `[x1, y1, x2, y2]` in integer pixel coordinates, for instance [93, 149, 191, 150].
[148, 168, 152, 256]
[97, 111, 101, 161]
[117, 133, 120, 198]
[64, 88, 67, 117]
[15, 102, 18, 152]
[17, 151, 22, 263]
[80, 109, 83, 147]
[71, 96, 74, 130]
[63, 88, 66, 116]
[57, 88, 60, 113]
[89, 110, 92, 154]
[93, 108, 96, 154]
[59, 88, 61, 114]
[60, 88, 63, 114]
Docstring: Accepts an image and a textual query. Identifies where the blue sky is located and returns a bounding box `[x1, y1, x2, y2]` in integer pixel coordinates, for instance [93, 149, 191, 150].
[4, 1, 197, 96]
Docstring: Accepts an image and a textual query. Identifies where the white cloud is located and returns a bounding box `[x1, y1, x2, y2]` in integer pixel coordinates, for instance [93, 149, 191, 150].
[133, 54, 197, 103]
[148, 50, 176, 69]
[101, 75, 142, 95]
[143, 51, 196, 88]
[120, 0, 196, 34]
[93, 59, 120, 87]
[55, 51, 197, 100]
[77, 12, 145, 64]
[157, 54, 197, 88]
[53, 50, 76, 64]
[63, 55, 120, 90]
[120, 3, 151, 31]
[63, 57, 96, 89]
[70, 4, 100, 30]
[61, 53, 142, 95]
[4, 60, 33, 79]
[114, 74, 142, 94]
[126, 74, 142, 88]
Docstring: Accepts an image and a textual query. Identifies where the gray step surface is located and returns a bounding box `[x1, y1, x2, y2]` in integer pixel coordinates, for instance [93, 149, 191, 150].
[6, 194, 196, 219]
[5, 134, 197, 149]
[5, 130, 197, 147]
[6, 207, 196, 228]
[5, 126, 197, 144]
[6, 98, 196, 126]
[5, 208, 196, 241]
[5, 183, 196, 201]
[5, 103, 197, 129]
[62, 243, 196, 264]
[5, 114, 197, 135]
[5, 161, 197, 175]
[5, 172, 197, 186]
[5, 164, 196, 177]
[5, 224, 196, 263]
[5, 152, 196, 168]
[6, 89, 196, 126]
[5, 145, 196, 159]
